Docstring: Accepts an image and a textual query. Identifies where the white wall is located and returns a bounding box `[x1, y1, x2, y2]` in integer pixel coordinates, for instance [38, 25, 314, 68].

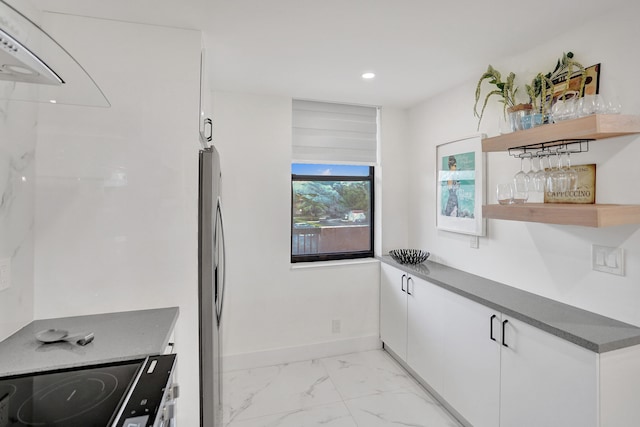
[33, 14, 201, 426]
[403, 3, 640, 326]
[379, 107, 410, 254]
[212, 91, 381, 369]
[0, 95, 37, 340]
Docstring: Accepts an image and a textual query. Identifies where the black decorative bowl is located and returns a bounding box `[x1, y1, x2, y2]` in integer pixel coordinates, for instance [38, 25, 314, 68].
[389, 249, 430, 265]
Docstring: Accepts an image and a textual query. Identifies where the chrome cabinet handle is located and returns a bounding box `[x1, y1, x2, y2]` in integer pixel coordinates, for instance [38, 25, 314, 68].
[407, 277, 413, 295]
[401, 274, 407, 293]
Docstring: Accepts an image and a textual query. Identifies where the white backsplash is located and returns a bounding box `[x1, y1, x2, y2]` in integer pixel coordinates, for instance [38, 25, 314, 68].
[31, 13, 201, 426]
[0, 91, 37, 340]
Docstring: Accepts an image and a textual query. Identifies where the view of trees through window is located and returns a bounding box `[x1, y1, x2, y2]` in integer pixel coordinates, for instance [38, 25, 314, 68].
[291, 164, 373, 262]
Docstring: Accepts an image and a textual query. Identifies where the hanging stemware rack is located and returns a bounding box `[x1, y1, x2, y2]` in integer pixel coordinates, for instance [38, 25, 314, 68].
[507, 139, 590, 158]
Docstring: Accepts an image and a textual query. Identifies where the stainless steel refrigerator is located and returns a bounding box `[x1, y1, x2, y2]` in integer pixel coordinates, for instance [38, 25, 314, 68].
[198, 144, 225, 427]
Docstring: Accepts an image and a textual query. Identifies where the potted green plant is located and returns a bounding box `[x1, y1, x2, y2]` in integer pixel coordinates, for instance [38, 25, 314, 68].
[473, 65, 530, 131]
[524, 73, 554, 127]
[525, 52, 586, 125]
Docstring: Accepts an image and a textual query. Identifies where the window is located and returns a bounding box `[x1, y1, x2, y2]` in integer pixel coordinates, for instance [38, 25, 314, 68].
[291, 99, 378, 263]
[291, 164, 374, 263]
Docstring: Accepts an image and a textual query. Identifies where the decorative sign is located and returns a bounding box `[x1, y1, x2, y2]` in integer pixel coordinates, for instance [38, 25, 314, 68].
[544, 164, 596, 204]
[551, 63, 600, 102]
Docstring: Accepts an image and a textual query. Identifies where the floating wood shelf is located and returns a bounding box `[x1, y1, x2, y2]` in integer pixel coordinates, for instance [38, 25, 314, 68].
[482, 114, 640, 152]
[483, 204, 640, 227]
[482, 115, 640, 227]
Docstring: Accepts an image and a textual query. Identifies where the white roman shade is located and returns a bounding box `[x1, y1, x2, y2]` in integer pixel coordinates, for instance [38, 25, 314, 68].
[292, 100, 378, 164]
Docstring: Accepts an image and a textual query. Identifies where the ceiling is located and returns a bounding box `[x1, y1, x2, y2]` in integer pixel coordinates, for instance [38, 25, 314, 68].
[33, 0, 626, 108]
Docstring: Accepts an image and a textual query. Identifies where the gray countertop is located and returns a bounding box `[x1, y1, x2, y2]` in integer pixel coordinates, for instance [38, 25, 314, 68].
[380, 256, 640, 353]
[0, 306, 179, 377]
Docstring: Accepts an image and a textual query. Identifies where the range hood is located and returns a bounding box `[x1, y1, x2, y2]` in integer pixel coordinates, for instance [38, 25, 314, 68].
[0, 25, 63, 85]
[0, 0, 109, 107]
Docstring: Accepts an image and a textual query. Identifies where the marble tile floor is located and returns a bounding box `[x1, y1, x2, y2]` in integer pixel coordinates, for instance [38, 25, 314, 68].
[222, 349, 462, 427]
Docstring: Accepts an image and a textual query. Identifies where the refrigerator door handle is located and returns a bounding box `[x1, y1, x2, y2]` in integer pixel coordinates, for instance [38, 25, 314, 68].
[205, 118, 213, 142]
[215, 196, 226, 324]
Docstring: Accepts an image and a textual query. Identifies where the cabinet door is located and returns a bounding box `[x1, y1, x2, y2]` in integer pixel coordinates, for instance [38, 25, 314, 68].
[500, 316, 598, 427]
[407, 276, 446, 391]
[380, 263, 408, 360]
[441, 291, 501, 427]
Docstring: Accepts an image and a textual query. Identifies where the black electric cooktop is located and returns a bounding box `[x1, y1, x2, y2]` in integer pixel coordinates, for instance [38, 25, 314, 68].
[0, 359, 143, 427]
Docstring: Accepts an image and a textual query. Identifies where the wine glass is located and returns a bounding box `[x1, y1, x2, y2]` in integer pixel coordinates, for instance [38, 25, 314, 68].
[562, 152, 578, 191]
[532, 156, 546, 192]
[514, 155, 531, 193]
[525, 154, 536, 182]
[545, 153, 559, 192]
[578, 95, 593, 116]
[551, 99, 569, 122]
[557, 97, 578, 121]
[606, 95, 622, 114]
[579, 94, 605, 116]
[512, 156, 530, 203]
[550, 151, 569, 193]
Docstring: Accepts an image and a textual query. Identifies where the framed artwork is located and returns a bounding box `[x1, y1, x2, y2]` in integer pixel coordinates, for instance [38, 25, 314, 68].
[436, 134, 486, 236]
[551, 63, 600, 103]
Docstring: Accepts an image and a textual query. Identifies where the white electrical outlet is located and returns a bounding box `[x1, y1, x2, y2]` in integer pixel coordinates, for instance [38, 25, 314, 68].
[470, 236, 479, 249]
[332, 319, 341, 334]
[592, 245, 624, 276]
[0, 257, 11, 291]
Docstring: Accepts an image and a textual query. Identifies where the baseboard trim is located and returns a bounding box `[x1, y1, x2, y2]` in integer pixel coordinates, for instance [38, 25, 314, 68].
[223, 335, 382, 372]
[383, 343, 472, 427]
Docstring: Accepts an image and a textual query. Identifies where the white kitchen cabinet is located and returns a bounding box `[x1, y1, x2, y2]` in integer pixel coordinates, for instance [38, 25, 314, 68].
[380, 259, 640, 427]
[406, 274, 446, 392]
[380, 263, 408, 360]
[380, 262, 446, 389]
[381, 264, 499, 426]
[599, 346, 640, 426]
[440, 291, 597, 427]
[440, 290, 501, 427]
[500, 315, 597, 427]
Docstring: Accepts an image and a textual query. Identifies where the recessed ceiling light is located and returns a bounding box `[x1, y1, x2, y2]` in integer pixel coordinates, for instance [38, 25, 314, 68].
[362, 72, 376, 80]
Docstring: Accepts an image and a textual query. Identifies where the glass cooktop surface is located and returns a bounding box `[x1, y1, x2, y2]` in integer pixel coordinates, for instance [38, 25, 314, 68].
[0, 359, 142, 426]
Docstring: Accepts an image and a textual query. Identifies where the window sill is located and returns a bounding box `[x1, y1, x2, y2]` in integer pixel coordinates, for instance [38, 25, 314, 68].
[290, 257, 379, 270]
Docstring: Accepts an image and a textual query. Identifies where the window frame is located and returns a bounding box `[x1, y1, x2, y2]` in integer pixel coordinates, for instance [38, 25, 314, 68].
[291, 166, 375, 263]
